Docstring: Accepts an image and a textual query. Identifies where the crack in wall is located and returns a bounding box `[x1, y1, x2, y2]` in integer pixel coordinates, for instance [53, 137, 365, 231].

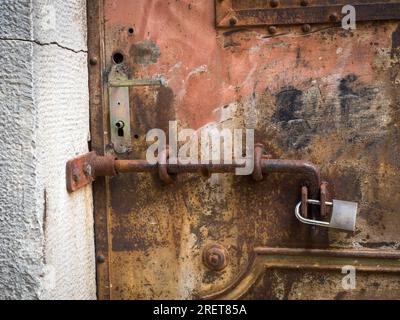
[0, 36, 87, 54]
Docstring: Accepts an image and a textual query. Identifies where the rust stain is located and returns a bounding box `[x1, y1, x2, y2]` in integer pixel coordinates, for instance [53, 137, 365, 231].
[129, 40, 160, 65]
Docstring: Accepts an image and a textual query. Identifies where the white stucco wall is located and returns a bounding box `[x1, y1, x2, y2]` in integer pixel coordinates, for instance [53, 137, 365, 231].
[0, 0, 95, 299]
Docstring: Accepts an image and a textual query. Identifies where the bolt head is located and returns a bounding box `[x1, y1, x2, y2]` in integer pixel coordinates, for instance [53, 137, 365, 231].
[270, 0, 279, 8]
[229, 17, 237, 26]
[72, 169, 80, 183]
[89, 57, 98, 66]
[202, 244, 229, 271]
[329, 13, 338, 22]
[97, 255, 106, 263]
[83, 163, 92, 176]
[268, 26, 277, 35]
[302, 24, 311, 33]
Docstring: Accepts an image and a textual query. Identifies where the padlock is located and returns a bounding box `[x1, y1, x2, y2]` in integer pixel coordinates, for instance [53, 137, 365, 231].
[295, 199, 358, 232]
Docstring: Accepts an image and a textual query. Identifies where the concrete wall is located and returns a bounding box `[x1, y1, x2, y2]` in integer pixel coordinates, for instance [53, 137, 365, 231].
[0, 0, 95, 299]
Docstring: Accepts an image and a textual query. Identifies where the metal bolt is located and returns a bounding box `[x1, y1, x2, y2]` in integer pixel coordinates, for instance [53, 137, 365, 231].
[302, 24, 311, 33]
[270, 0, 279, 8]
[202, 244, 229, 271]
[268, 26, 277, 35]
[300, 0, 309, 6]
[97, 255, 106, 263]
[329, 13, 338, 22]
[72, 169, 80, 183]
[83, 163, 92, 176]
[229, 17, 237, 26]
[89, 57, 98, 66]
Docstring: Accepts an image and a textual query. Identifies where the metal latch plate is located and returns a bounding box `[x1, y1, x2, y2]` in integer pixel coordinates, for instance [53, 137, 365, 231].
[108, 66, 162, 154]
[216, 0, 400, 27]
[109, 67, 132, 154]
[66, 152, 97, 192]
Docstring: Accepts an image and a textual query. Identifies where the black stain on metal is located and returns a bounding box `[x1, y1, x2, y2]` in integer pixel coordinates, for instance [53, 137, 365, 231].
[130, 40, 160, 65]
[272, 87, 312, 149]
[338, 74, 377, 126]
[339, 74, 358, 118]
[273, 87, 303, 123]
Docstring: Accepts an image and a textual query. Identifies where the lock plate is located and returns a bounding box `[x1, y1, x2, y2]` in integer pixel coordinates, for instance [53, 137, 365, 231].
[215, 0, 400, 28]
[108, 67, 162, 154]
[109, 67, 132, 154]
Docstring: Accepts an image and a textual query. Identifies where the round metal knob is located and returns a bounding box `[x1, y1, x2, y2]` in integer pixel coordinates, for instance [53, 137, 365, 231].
[202, 244, 229, 271]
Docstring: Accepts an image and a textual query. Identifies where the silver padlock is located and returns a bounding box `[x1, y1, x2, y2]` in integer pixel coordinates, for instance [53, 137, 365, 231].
[295, 199, 358, 232]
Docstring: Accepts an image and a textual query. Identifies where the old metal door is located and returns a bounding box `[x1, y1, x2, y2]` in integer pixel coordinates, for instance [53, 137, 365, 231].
[87, 0, 400, 299]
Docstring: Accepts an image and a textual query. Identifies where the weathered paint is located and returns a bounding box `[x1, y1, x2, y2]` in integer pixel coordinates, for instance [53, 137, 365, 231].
[89, 0, 400, 299]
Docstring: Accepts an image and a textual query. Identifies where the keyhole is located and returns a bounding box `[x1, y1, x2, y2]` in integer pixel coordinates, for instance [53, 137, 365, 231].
[115, 121, 125, 137]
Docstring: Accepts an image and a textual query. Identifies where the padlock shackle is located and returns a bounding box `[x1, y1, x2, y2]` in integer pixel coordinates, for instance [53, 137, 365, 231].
[295, 200, 331, 228]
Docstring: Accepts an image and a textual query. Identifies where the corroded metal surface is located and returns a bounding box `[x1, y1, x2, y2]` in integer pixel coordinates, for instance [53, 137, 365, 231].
[201, 247, 400, 299]
[216, 0, 400, 28]
[89, 0, 400, 299]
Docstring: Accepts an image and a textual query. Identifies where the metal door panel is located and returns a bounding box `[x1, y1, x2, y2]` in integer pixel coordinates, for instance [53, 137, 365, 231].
[88, 0, 400, 299]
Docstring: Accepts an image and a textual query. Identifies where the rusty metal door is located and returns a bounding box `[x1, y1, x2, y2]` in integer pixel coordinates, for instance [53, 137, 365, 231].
[87, 0, 400, 299]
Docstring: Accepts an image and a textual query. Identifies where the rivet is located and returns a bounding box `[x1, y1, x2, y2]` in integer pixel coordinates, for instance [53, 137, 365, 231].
[268, 26, 277, 35]
[97, 255, 106, 263]
[302, 24, 311, 33]
[89, 57, 98, 66]
[229, 17, 237, 26]
[202, 244, 229, 271]
[270, 0, 279, 8]
[300, 0, 309, 6]
[329, 13, 338, 22]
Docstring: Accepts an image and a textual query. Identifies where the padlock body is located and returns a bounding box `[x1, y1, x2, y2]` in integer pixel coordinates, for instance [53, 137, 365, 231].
[329, 200, 358, 231]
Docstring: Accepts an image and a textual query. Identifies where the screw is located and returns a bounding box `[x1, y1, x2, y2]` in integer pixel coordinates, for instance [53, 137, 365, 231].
[302, 24, 311, 33]
[229, 17, 237, 26]
[202, 244, 229, 271]
[89, 57, 98, 66]
[270, 0, 279, 8]
[268, 26, 277, 35]
[300, 0, 309, 6]
[97, 255, 106, 263]
[83, 163, 92, 176]
[72, 169, 80, 183]
[329, 13, 338, 22]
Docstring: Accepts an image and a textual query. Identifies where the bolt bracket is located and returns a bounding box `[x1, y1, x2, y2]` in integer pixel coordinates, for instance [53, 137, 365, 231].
[66, 152, 97, 192]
